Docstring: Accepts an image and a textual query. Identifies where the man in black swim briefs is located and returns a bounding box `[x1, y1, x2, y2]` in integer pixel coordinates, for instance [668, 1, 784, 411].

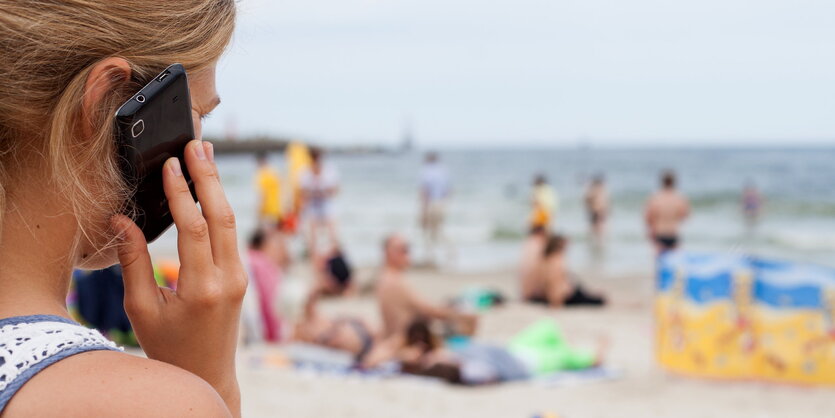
[645, 170, 690, 254]
[653, 234, 678, 251]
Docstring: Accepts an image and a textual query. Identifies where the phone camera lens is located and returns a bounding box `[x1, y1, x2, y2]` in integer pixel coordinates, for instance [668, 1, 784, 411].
[136, 94, 146, 103]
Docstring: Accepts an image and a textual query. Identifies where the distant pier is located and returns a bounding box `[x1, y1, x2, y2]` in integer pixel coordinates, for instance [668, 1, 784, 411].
[207, 136, 393, 156]
[207, 137, 290, 155]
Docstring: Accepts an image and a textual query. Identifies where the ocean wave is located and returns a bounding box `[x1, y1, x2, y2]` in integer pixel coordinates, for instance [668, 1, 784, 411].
[601, 189, 835, 215]
[763, 231, 835, 252]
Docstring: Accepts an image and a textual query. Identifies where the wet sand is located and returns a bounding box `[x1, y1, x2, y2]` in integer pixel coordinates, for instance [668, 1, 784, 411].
[237, 266, 834, 417]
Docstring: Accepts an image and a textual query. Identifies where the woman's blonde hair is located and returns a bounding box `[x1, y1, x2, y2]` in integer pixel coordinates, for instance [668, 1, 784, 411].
[0, 1, 235, 246]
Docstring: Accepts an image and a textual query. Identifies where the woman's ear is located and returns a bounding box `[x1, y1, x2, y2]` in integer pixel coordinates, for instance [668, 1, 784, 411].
[81, 57, 132, 138]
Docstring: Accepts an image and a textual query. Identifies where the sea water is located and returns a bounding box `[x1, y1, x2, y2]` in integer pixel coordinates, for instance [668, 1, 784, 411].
[148, 147, 835, 277]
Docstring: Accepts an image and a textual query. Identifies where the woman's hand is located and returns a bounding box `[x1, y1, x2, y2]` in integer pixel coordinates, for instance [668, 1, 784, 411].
[112, 140, 247, 417]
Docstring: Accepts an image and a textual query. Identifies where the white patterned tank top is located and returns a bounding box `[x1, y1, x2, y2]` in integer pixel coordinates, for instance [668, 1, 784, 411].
[0, 315, 122, 412]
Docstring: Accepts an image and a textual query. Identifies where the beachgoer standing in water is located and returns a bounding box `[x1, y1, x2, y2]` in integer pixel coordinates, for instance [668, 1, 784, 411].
[645, 170, 690, 253]
[742, 182, 763, 224]
[254, 152, 283, 227]
[419, 152, 452, 266]
[530, 174, 558, 231]
[300, 147, 340, 255]
[585, 174, 610, 244]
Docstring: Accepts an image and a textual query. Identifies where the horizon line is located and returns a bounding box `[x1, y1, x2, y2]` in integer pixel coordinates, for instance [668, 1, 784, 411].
[206, 135, 835, 151]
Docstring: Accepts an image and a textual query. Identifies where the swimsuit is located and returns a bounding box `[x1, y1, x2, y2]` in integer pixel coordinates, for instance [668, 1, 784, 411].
[526, 284, 606, 307]
[317, 318, 374, 364]
[345, 319, 374, 364]
[654, 235, 678, 251]
[0, 315, 121, 413]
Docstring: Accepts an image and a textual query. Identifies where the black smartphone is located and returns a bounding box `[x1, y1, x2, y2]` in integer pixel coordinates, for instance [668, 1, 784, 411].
[115, 63, 197, 243]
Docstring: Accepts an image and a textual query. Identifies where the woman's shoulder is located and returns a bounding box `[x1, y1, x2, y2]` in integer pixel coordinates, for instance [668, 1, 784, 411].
[3, 350, 230, 417]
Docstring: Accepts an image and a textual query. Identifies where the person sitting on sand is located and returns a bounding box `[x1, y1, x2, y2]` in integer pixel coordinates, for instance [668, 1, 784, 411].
[310, 245, 354, 296]
[376, 234, 478, 339]
[519, 226, 548, 287]
[248, 228, 290, 342]
[520, 234, 606, 307]
[292, 286, 400, 367]
[645, 170, 690, 253]
[399, 319, 606, 385]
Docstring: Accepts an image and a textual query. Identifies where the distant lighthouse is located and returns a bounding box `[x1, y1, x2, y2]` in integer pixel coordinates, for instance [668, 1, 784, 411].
[400, 118, 414, 153]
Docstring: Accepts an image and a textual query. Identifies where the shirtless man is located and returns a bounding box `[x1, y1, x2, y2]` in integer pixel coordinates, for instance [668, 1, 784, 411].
[645, 170, 690, 253]
[376, 234, 478, 339]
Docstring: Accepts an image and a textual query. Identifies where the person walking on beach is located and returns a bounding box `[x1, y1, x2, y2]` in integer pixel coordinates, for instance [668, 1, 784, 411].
[419, 152, 452, 266]
[585, 174, 610, 244]
[530, 174, 558, 230]
[300, 147, 340, 255]
[645, 170, 690, 253]
[255, 152, 283, 227]
[376, 234, 478, 339]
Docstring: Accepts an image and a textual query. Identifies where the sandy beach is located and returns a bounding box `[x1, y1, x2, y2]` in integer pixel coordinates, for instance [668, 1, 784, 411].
[236, 264, 835, 417]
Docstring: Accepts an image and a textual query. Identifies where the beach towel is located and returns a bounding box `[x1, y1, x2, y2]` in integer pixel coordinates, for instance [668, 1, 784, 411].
[250, 344, 400, 379]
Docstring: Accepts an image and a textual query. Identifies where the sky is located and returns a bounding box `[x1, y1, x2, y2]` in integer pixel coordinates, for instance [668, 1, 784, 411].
[202, 0, 835, 148]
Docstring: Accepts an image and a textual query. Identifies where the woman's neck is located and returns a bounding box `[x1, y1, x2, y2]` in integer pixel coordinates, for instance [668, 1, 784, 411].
[0, 192, 78, 319]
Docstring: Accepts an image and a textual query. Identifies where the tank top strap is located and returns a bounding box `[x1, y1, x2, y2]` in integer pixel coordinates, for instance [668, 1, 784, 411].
[0, 314, 122, 412]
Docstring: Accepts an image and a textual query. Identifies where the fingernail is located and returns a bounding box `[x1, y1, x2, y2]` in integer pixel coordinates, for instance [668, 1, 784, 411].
[194, 140, 206, 160]
[169, 158, 183, 176]
[204, 141, 215, 163]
